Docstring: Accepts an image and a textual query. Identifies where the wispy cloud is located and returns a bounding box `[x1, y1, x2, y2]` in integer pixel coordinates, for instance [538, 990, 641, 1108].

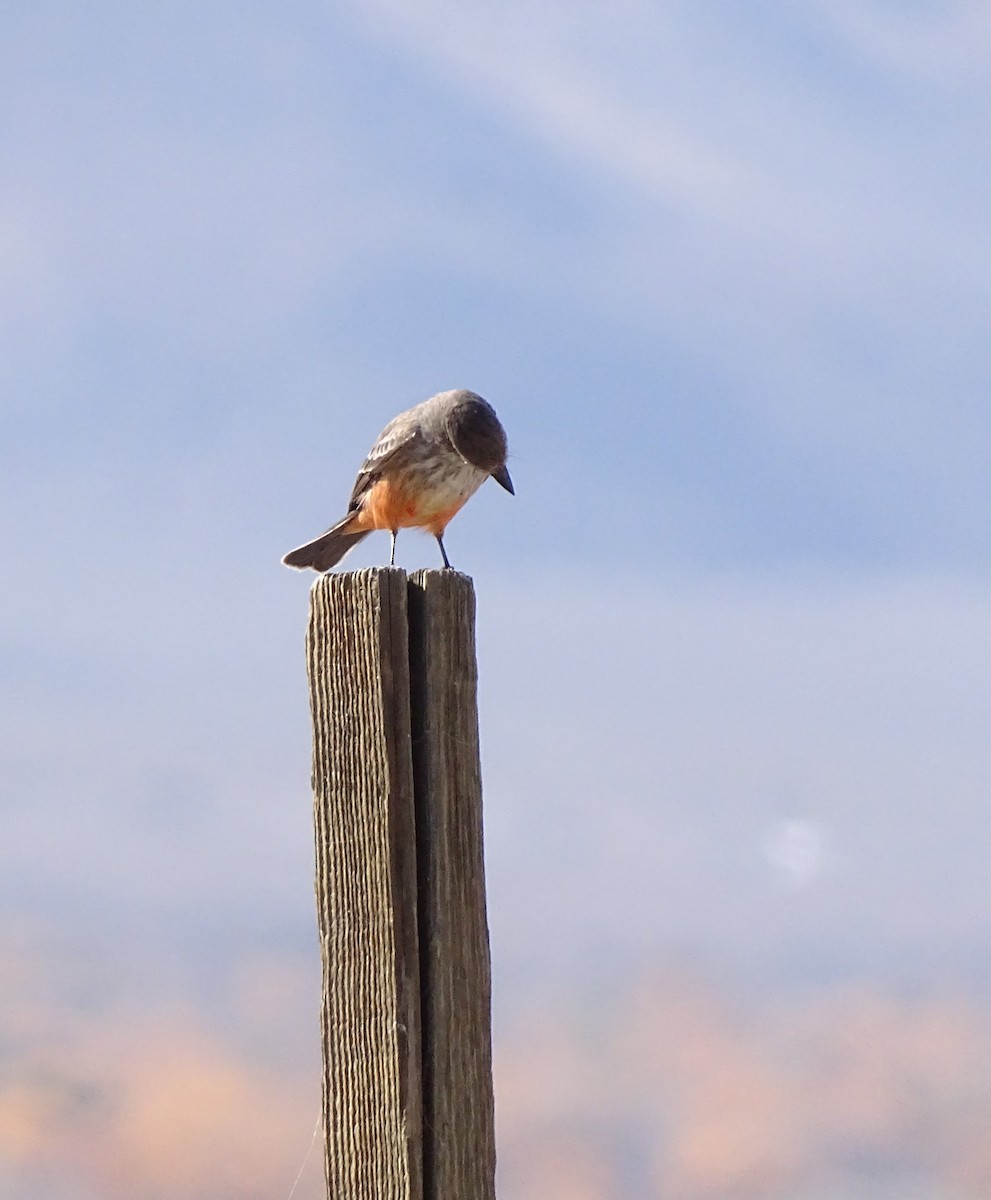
[343, 0, 991, 451]
[817, 0, 991, 82]
[350, 0, 758, 217]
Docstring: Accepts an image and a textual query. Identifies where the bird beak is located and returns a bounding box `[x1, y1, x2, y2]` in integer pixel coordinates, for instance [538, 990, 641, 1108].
[492, 464, 514, 494]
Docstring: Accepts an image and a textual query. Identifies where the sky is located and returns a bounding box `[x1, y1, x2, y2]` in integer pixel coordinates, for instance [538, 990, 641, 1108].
[3, 2, 991, 1197]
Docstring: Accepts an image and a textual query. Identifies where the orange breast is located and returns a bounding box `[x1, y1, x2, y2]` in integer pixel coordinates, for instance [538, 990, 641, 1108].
[351, 477, 471, 535]
[349, 478, 414, 532]
[420, 501, 469, 537]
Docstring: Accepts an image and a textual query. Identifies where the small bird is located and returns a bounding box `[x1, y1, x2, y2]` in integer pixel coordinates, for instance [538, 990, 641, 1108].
[282, 388, 513, 572]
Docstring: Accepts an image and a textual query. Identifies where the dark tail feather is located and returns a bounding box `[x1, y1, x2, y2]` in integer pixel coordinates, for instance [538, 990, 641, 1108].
[282, 517, 369, 572]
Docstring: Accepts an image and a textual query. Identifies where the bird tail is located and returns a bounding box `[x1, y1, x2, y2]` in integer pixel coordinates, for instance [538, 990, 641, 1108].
[282, 516, 369, 572]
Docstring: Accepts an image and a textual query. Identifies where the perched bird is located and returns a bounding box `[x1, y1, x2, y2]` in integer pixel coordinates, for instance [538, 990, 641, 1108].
[282, 388, 513, 572]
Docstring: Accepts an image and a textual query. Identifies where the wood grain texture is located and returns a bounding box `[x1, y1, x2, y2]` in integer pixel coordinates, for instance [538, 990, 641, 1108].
[407, 570, 497, 1200]
[307, 569, 423, 1200]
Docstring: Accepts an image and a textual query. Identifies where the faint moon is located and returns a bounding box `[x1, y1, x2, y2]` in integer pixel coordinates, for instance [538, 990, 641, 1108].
[761, 819, 825, 887]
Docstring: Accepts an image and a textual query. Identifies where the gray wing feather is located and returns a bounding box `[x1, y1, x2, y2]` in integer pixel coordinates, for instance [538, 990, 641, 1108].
[347, 416, 425, 510]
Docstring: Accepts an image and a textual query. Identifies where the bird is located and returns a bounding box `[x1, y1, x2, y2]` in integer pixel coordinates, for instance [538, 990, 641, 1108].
[282, 388, 513, 572]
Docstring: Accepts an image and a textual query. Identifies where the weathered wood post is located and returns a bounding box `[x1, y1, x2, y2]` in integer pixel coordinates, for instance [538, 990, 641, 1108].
[305, 567, 496, 1200]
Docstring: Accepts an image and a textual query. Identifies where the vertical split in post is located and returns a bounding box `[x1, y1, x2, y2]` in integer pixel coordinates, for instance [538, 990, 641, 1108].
[307, 569, 423, 1200]
[407, 570, 497, 1200]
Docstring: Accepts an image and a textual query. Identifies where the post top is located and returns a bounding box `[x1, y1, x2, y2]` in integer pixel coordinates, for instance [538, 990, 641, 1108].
[310, 566, 475, 591]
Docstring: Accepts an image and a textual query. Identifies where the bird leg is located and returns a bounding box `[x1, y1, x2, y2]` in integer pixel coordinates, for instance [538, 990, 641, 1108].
[435, 534, 452, 569]
[390, 530, 397, 566]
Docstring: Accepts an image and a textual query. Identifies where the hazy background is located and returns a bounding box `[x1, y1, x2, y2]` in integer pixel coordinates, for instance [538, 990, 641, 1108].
[3, 2, 991, 1197]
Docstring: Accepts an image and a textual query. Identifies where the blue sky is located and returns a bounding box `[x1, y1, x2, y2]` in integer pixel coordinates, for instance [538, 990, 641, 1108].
[3, 6, 991, 1190]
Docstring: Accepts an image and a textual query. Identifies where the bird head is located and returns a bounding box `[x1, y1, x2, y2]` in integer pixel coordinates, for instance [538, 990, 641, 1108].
[445, 390, 514, 493]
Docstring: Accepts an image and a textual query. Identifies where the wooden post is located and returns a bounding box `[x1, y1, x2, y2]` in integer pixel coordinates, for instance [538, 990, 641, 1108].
[306, 568, 496, 1200]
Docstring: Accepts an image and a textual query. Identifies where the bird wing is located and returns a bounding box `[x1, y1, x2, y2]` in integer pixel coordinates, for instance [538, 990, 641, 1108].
[347, 415, 425, 511]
